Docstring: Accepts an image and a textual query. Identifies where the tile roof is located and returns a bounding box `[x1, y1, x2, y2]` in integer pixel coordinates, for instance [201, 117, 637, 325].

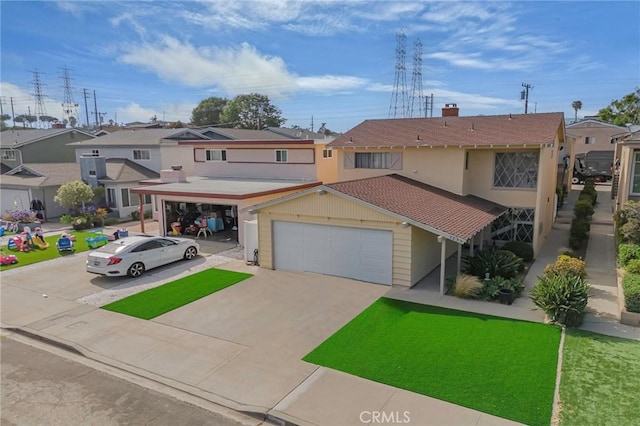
[326, 174, 507, 242]
[0, 128, 95, 148]
[327, 112, 564, 148]
[67, 128, 208, 146]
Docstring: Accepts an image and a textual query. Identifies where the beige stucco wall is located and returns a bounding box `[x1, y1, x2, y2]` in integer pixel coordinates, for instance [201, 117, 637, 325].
[534, 144, 560, 255]
[160, 145, 196, 176]
[315, 144, 338, 183]
[336, 147, 466, 194]
[567, 121, 625, 155]
[255, 191, 442, 287]
[615, 143, 639, 211]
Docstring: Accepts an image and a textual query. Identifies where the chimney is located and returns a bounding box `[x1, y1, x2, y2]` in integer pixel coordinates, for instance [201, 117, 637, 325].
[160, 165, 187, 183]
[442, 103, 459, 117]
[79, 154, 107, 188]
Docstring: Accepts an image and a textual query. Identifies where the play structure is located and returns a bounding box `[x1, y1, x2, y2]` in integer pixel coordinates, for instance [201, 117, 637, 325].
[5, 226, 50, 252]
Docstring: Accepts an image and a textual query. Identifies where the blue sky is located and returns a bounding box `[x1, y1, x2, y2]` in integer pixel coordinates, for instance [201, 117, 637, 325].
[1, 1, 639, 132]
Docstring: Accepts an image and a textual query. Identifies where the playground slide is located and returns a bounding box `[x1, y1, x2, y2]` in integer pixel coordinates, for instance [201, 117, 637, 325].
[32, 238, 49, 249]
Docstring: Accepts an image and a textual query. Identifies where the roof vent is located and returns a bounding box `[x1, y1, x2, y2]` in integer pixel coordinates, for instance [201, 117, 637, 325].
[170, 165, 183, 171]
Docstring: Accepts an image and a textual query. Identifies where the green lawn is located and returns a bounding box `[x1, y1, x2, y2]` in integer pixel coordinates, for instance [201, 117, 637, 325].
[101, 268, 253, 319]
[0, 231, 96, 270]
[304, 298, 561, 426]
[559, 329, 640, 425]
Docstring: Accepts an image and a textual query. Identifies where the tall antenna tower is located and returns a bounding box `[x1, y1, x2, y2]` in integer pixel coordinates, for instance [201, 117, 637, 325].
[409, 38, 424, 118]
[60, 67, 79, 125]
[31, 69, 47, 128]
[388, 31, 408, 118]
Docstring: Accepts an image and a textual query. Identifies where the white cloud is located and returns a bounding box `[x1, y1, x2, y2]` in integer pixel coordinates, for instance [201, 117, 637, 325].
[0, 82, 76, 126]
[116, 103, 161, 124]
[118, 37, 369, 98]
[55, 1, 85, 17]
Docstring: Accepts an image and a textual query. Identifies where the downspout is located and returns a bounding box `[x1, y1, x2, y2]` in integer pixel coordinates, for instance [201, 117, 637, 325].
[438, 235, 446, 295]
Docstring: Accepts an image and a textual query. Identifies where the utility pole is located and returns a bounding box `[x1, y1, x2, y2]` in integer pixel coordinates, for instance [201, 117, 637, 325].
[521, 82, 533, 114]
[93, 90, 99, 128]
[389, 31, 408, 118]
[424, 93, 434, 118]
[310, 115, 314, 132]
[10, 97, 16, 127]
[83, 89, 90, 127]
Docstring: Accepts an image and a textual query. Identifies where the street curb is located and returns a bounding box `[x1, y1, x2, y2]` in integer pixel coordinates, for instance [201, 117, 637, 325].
[1, 326, 287, 426]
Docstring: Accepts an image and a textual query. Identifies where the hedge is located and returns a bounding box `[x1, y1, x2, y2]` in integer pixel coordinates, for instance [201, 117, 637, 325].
[622, 272, 640, 313]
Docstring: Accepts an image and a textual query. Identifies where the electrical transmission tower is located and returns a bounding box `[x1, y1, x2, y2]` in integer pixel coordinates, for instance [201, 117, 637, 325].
[409, 38, 424, 118]
[31, 69, 47, 128]
[60, 67, 79, 125]
[389, 31, 408, 118]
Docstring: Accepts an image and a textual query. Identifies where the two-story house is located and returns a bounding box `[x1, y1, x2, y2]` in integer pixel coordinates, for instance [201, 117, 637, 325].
[1, 128, 96, 215]
[566, 118, 626, 156]
[130, 137, 337, 243]
[247, 110, 567, 292]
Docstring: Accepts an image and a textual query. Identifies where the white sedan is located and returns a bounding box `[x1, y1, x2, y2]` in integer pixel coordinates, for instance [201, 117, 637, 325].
[86, 235, 199, 277]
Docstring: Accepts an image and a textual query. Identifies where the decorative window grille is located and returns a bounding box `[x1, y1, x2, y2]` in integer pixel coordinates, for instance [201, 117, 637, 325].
[494, 152, 538, 188]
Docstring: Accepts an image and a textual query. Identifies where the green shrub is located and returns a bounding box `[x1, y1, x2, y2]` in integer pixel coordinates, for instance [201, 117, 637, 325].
[622, 273, 640, 313]
[569, 236, 583, 251]
[531, 274, 590, 327]
[502, 241, 534, 262]
[573, 198, 594, 219]
[463, 249, 523, 279]
[618, 244, 640, 267]
[477, 276, 523, 301]
[452, 274, 483, 299]
[103, 217, 119, 226]
[131, 210, 140, 221]
[570, 217, 590, 243]
[615, 201, 640, 245]
[543, 255, 587, 279]
[626, 259, 640, 274]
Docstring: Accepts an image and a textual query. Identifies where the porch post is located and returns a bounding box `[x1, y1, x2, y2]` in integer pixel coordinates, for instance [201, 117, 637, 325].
[479, 229, 484, 250]
[469, 235, 474, 256]
[439, 236, 447, 295]
[139, 197, 145, 234]
[457, 243, 462, 275]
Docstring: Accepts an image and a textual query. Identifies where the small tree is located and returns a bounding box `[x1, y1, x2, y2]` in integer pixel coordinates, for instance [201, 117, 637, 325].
[571, 100, 582, 122]
[54, 180, 94, 211]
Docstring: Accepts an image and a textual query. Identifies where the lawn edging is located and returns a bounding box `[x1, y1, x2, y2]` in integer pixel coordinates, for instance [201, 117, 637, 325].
[551, 326, 566, 426]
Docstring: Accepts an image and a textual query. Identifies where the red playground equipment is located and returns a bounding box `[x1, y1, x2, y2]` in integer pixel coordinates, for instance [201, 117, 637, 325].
[7, 236, 31, 252]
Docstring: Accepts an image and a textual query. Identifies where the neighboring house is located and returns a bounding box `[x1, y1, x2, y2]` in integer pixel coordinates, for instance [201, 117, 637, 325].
[68, 128, 211, 175]
[131, 136, 339, 242]
[566, 118, 626, 156]
[248, 110, 567, 291]
[0, 158, 157, 219]
[1, 128, 95, 171]
[613, 129, 640, 211]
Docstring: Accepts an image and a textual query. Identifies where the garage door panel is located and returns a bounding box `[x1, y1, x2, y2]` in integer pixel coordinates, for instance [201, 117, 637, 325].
[273, 221, 392, 285]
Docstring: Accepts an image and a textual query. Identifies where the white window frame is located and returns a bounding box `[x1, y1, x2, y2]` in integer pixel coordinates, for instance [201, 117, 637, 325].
[91, 149, 100, 156]
[106, 188, 117, 208]
[355, 152, 391, 169]
[630, 151, 640, 195]
[2, 150, 17, 160]
[133, 149, 150, 160]
[322, 149, 333, 159]
[585, 136, 595, 145]
[206, 149, 227, 162]
[121, 188, 131, 207]
[89, 170, 96, 176]
[275, 149, 288, 163]
[493, 152, 539, 189]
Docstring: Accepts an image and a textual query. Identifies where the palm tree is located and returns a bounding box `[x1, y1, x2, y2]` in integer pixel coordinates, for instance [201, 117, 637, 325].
[572, 100, 583, 122]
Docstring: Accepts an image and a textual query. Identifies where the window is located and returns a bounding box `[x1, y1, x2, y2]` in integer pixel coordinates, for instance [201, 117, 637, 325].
[585, 136, 595, 145]
[631, 151, 640, 195]
[491, 208, 535, 243]
[2, 150, 16, 160]
[107, 188, 116, 208]
[275, 149, 288, 163]
[465, 151, 470, 170]
[133, 150, 150, 160]
[206, 149, 227, 162]
[322, 149, 333, 159]
[144, 194, 152, 204]
[355, 152, 391, 169]
[91, 149, 100, 156]
[89, 170, 96, 176]
[494, 152, 538, 188]
[121, 188, 130, 207]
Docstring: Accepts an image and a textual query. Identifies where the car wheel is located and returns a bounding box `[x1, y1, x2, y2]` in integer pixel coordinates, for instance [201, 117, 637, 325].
[184, 246, 197, 260]
[571, 177, 580, 184]
[128, 262, 145, 277]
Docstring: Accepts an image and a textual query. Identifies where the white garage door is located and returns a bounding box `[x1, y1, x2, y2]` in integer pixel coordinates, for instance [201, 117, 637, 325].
[1, 189, 30, 214]
[273, 221, 393, 285]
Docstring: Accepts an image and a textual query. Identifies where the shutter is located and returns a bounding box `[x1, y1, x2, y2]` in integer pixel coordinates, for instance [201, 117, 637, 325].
[344, 152, 355, 169]
[389, 152, 403, 170]
[194, 148, 206, 162]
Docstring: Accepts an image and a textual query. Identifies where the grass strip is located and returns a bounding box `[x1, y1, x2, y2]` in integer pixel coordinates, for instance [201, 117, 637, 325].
[559, 328, 640, 425]
[304, 297, 561, 426]
[101, 268, 252, 319]
[1, 230, 95, 270]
